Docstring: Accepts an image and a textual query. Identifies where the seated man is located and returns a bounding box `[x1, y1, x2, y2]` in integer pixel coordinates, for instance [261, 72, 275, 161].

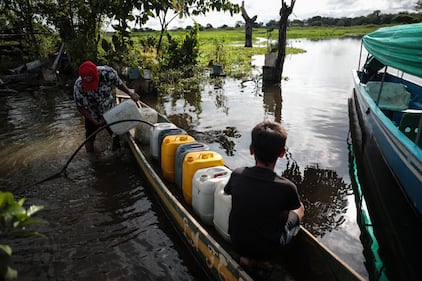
[224, 120, 304, 281]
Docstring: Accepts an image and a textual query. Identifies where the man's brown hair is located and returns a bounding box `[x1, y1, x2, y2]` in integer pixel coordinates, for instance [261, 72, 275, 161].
[251, 120, 287, 165]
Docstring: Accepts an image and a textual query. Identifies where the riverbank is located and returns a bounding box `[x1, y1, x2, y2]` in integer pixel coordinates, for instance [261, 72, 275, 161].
[132, 25, 383, 80]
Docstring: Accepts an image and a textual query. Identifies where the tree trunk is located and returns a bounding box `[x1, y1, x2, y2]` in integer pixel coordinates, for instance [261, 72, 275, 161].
[275, 0, 296, 82]
[241, 1, 257, 48]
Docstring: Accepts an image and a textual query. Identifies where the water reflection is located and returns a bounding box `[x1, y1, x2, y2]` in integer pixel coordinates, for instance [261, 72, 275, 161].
[349, 131, 422, 280]
[282, 153, 350, 237]
[156, 89, 203, 122]
[159, 81, 283, 157]
[190, 126, 241, 156]
[348, 145, 387, 281]
[209, 88, 229, 115]
[262, 85, 282, 123]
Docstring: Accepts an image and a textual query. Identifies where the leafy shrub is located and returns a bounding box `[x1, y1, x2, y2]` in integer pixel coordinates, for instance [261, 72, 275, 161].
[161, 24, 199, 70]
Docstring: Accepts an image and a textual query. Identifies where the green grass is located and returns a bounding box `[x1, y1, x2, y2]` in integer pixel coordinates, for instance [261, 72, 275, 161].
[131, 25, 382, 80]
[284, 25, 382, 39]
[133, 25, 381, 64]
[195, 25, 381, 42]
[197, 25, 382, 72]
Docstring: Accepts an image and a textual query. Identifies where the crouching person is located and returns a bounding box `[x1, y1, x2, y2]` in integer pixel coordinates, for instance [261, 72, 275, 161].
[224, 120, 304, 281]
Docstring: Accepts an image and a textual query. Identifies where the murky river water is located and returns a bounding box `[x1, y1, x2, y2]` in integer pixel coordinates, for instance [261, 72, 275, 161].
[1, 38, 372, 280]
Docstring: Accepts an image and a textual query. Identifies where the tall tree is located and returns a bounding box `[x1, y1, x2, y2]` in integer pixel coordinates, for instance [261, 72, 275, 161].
[241, 1, 257, 47]
[275, 0, 296, 82]
[2, 0, 240, 66]
[1, 0, 44, 58]
[416, 0, 422, 11]
[144, 0, 240, 55]
[38, 0, 112, 63]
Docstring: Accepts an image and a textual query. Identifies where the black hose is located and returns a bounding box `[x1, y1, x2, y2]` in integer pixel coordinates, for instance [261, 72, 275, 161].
[32, 119, 154, 186]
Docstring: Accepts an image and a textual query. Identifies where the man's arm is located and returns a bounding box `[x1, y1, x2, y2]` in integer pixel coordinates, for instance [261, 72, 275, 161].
[77, 106, 105, 126]
[292, 202, 304, 222]
[280, 201, 304, 222]
[117, 84, 140, 101]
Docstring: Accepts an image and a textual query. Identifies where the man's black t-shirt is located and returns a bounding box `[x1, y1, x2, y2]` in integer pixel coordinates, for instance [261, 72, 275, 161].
[224, 166, 301, 260]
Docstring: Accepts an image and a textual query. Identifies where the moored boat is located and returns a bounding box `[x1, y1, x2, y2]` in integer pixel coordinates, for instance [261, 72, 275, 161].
[349, 23, 422, 280]
[349, 23, 422, 220]
[115, 91, 365, 281]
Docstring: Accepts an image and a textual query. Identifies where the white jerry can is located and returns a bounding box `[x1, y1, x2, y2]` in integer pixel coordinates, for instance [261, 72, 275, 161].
[192, 166, 231, 226]
[134, 107, 158, 144]
[103, 99, 142, 135]
[213, 175, 232, 242]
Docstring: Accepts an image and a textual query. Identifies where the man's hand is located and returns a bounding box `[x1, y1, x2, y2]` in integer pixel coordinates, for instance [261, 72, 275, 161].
[96, 118, 106, 127]
[130, 92, 140, 101]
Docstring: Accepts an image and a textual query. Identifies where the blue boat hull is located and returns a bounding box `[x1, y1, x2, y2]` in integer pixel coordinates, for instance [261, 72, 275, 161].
[349, 71, 422, 280]
[351, 70, 422, 218]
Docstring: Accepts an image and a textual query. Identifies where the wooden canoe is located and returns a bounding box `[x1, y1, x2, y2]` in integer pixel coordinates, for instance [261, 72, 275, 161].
[116, 92, 366, 281]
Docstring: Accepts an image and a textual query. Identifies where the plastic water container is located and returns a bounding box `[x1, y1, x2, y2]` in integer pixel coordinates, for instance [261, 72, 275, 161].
[161, 134, 195, 182]
[150, 123, 177, 159]
[192, 166, 231, 226]
[157, 128, 186, 161]
[134, 107, 158, 144]
[182, 151, 224, 205]
[213, 64, 222, 75]
[128, 67, 140, 80]
[214, 180, 232, 242]
[143, 69, 152, 80]
[175, 142, 209, 191]
[103, 99, 141, 135]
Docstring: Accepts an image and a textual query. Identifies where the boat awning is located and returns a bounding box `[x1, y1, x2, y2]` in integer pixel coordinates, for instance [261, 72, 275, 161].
[362, 23, 422, 78]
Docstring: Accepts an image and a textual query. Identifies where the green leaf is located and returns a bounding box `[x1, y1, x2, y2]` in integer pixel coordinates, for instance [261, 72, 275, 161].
[0, 244, 17, 280]
[27, 205, 44, 217]
[5, 266, 18, 280]
[17, 198, 25, 207]
[0, 192, 14, 208]
[4, 229, 47, 239]
[17, 218, 47, 228]
[5, 204, 26, 217]
[0, 244, 12, 256]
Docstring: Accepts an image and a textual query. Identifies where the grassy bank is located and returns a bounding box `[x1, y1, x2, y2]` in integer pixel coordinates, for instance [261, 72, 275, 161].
[284, 25, 382, 39]
[134, 25, 380, 67]
[132, 25, 382, 85]
[195, 25, 381, 76]
[137, 25, 381, 42]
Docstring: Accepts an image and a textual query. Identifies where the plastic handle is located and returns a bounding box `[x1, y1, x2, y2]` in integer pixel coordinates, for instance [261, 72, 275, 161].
[191, 144, 205, 148]
[213, 172, 228, 178]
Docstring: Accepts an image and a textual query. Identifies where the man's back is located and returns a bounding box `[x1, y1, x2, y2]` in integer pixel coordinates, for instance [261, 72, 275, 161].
[224, 166, 301, 260]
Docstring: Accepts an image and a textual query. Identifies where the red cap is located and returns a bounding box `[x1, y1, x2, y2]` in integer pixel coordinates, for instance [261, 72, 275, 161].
[78, 61, 99, 91]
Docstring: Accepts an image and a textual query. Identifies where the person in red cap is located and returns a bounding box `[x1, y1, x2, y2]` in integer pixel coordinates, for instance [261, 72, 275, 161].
[73, 61, 140, 153]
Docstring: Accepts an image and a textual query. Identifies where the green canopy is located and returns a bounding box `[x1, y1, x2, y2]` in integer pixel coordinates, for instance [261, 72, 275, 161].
[362, 23, 422, 78]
